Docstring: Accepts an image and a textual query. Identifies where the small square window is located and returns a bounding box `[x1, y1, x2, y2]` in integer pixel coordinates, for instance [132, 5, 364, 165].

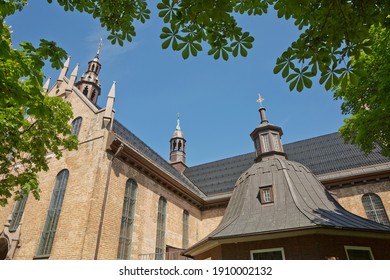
[258, 186, 274, 204]
[345, 246, 374, 260]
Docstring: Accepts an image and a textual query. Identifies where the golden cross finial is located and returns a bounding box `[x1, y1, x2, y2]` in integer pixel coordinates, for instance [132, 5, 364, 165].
[96, 38, 103, 56]
[256, 94, 264, 107]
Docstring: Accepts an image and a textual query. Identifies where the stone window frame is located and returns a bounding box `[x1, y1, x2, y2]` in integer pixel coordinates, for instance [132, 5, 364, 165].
[117, 179, 138, 260]
[250, 247, 285, 260]
[35, 169, 69, 258]
[155, 196, 167, 260]
[344, 246, 374, 260]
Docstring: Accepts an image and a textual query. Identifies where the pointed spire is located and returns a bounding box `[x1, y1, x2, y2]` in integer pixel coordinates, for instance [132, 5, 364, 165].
[58, 56, 70, 81]
[107, 80, 116, 98]
[66, 64, 79, 92]
[170, 113, 187, 173]
[103, 81, 116, 130]
[96, 38, 103, 58]
[176, 113, 181, 130]
[250, 95, 286, 162]
[43, 77, 51, 93]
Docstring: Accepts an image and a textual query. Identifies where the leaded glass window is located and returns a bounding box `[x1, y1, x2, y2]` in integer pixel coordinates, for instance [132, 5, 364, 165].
[36, 169, 69, 257]
[362, 193, 390, 225]
[71, 117, 82, 136]
[182, 210, 189, 249]
[155, 197, 167, 260]
[117, 179, 138, 260]
[9, 193, 28, 232]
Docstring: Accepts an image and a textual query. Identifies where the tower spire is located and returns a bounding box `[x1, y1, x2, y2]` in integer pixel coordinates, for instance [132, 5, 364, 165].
[250, 95, 286, 162]
[170, 113, 187, 173]
[176, 113, 181, 130]
[75, 40, 102, 104]
[96, 38, 103, 58]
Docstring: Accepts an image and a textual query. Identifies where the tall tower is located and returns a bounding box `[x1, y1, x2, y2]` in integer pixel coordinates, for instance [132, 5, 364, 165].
[170, 114, 187, 173]
[75, 40, 103, 104]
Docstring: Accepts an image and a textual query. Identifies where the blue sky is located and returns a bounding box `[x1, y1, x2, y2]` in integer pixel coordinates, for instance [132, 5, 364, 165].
[8, 1, 346, 166]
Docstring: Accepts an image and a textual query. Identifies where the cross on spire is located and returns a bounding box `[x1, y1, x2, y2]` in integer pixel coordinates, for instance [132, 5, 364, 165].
[256, 94, 264, 107]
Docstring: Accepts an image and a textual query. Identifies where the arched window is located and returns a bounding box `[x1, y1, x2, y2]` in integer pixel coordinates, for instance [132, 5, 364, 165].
[362, 193, 390, 225]
[71, 117, 82, 136]
[182, 210, 189, 249]
[155, 197, 167, 260]
[91, 65, 95, 72]
[83, 86, 89, 96]
[91, 89, 96, 102]
[9, 193, 28, 232]
[117, 179, 138, 260]
[36, 169, 69, 257]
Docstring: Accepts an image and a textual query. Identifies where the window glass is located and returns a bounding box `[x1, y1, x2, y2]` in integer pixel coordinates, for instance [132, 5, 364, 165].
[9, 193, 28, 232]
[251, 248, 285, 260]
[155, 197, 167, 260]
[362, 193, 390, 225]
[182, 210, 189, 249]
[117, 179, 138, 260]
[71, 117, 82, 136]
[36, 169, 69, 257]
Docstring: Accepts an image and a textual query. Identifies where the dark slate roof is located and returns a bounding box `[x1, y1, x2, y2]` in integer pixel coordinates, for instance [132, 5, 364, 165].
[184, 132, 390, 195]
[202, 158, 390, 241]
[112, 120, 205, 197]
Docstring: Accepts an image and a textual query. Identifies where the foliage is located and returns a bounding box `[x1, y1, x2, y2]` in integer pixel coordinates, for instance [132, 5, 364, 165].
[0, 1, 77, 205]
[334, 26, 390, 158]
[59, 0, 389, 92]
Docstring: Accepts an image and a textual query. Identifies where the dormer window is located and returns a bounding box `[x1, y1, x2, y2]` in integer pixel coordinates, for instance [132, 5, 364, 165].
[258, 186, 274, 204]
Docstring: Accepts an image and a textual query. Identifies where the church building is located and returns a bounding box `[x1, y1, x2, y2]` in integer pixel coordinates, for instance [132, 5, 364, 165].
[1, 49, 390, 260]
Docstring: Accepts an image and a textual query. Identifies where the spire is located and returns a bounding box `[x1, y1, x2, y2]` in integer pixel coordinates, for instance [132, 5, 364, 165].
[96, 38, 103, 58]
[58, 56, 70, 81]
[103, 81, 116, 130]
[176, 113, 181, 130]
[43, 77, 51, 93]
[250, 95, 286, 162]
[66, 64, 78, 89]
[75, 41, 102, 104]
[170, 113, 187, 173]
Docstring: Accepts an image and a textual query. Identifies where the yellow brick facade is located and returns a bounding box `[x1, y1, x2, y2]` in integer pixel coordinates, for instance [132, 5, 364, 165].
[1, 57, 390, 260]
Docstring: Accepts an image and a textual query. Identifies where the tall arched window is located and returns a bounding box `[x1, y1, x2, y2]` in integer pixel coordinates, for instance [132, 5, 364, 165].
[182, 210, 189, 249]
[71, 117, 82, 136]
[9, 193, 28, 232]
[155, 197, 167, 260]
[117, 179, 138, 260]
[362, 193, 390, 225]
[36, 169, 69, 257]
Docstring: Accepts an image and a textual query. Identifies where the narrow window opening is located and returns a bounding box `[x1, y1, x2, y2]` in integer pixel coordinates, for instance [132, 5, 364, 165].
[155, 197, 167, 260]
[117, 179, 138, 260]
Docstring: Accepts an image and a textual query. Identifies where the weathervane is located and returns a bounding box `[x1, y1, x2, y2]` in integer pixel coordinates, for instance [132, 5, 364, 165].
[256, 94, 264, 107]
